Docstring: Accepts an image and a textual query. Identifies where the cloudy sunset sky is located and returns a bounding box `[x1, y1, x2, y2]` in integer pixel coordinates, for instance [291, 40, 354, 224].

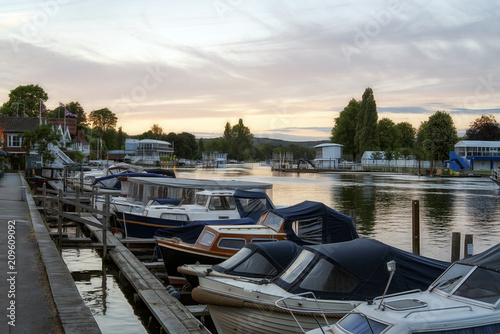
[1, 0, 499, 141]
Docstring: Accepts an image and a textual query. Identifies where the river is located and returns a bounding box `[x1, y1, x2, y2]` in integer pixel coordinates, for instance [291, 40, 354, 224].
[62, 165, 500, 333]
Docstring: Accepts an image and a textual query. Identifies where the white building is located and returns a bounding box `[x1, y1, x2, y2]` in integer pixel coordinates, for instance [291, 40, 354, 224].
[313, 143, 343, 169]
[123, 138, 174, 165]
[361, 151, 431, 168]
[450, 140, 500, 171]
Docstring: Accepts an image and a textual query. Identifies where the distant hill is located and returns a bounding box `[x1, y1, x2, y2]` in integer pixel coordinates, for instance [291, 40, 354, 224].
[253, 137, 329, 148]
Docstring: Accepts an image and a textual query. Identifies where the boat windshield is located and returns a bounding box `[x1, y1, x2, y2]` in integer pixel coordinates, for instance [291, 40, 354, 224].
[453, 266, 500, 305]
[217, 247, 252, 270]
[431, 263, 472, 294]
[279, 250, 315, 284]
[195, 195, 209, 206]
[257, 212, 284, 232]
[337, 313, 389, 334]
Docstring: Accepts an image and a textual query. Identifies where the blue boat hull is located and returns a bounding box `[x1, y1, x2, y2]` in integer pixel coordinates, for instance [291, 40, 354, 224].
[115, 211, 190, 238]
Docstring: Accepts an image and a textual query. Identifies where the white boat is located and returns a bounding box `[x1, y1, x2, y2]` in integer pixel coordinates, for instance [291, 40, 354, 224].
[308, 243, 500, 334]
[192, 238, 449, 334]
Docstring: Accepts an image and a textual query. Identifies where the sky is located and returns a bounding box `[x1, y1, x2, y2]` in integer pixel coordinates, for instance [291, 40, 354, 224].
[1, 0, 499, 141]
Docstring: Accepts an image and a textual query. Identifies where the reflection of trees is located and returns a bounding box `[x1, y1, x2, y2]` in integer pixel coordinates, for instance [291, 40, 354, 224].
[332, 174, 378, 237]
[421, 190, 455, 236]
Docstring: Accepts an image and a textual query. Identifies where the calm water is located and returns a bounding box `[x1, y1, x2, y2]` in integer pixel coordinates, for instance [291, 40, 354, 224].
[61, 165, 500, 333]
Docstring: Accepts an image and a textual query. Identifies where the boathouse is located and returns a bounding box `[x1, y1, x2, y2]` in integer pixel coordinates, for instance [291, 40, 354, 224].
[449, 140, 500, 171]
[313, 143, 343, 169]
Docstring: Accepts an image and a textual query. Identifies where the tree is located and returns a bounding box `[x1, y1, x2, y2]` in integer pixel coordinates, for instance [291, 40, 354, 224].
[331, 98, 361, 161]
[465, 114, 500, 141]
[377, 118, 396, 151]
[1, 84, 48, 117]
[394, 122, 416, 149]
[355, 87, 379, 154]
[151, 124, 164, 139]
[418, 111, 458, 165]
[231, 119, 253, 161]
[66, 101, 87, 125]
[22, 124, 61, 165]
[88, 108, 117, 135]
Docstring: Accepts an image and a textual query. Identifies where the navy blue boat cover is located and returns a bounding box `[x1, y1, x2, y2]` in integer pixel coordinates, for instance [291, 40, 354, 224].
[275, 238, 450, 300]
[268, 201, 359, 245]
[233, 189, 275, 222]
[458, 243, 500, 272]
[151, 198, 181, 206]
[154, 217, 255, 243]
[213, 240, 302, 278]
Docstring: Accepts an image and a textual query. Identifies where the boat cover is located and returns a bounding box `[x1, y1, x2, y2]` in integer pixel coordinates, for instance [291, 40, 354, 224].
[233, 189, 275, 221]
[269, 201, 358, 245]
[212, 241, 302, 278]
[154, 217, 255, 243]
[458, 243, 500, 272]
[151, 198, 181, 206]
[91, 172, 171, 190]
[275, 238, 450, 300]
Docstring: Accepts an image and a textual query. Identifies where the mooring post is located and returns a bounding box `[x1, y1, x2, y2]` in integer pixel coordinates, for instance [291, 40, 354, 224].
[58, 189, 63, 245]
[102, 193, 110, 259]
[42, 182, 47, 220]
[451, 232, 461, 262]
[412, 200, 420, 255]
[464, 234, 474, 258]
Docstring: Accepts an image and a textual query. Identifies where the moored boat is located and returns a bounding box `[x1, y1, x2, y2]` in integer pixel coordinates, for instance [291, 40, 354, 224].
[156, 201, 358, 278]
[310, 243, 500, 334]
[192, 238, 449, 334]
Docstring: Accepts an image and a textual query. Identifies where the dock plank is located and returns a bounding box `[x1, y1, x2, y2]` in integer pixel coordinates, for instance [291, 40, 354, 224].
[80, 213, 209, 334]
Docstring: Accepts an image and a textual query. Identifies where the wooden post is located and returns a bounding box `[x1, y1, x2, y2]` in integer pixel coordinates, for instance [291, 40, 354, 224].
[102, 193, 110, 259]
[42, 182, 47, 220]
[58, 189, 63, 245]
[464, 234, 474, 258]
[451, 232, 461, 262]
[412, 200, 420, 255]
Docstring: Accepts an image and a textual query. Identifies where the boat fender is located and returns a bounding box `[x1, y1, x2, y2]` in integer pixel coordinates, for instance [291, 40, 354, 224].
[166, 285, 181, 300]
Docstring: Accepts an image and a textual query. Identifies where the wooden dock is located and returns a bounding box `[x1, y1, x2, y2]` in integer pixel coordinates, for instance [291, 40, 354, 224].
[33, 181, 210, 334]
[79, 213, 209, 334]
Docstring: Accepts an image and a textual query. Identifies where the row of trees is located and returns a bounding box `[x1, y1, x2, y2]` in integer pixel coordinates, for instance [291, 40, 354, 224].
[331, 87, 500, 164]
[1, 84, 312, 163]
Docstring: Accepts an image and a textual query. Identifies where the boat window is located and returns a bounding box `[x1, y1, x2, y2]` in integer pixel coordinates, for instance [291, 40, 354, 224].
[453, 267, 500, 304]
[217, 248, 252, 270]
[280, 250, 315, 284]
[258, 212, 284, 232]
[338, 313, 389, 334]
[431, 263, 472, 293]
[208, 196, 236, 210]
[218, 238, 246, 250]
[238, 198, 268, 212]
[196, 195, 209, 206]
[299, 258, 358, 293]
[232, 252, 277, 276]
[292, 217, 323, 244]
[198, 231, 216, 246]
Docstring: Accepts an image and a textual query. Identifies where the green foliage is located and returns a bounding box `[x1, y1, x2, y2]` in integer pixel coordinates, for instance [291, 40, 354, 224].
[88, 108, 117, 134]
[377, 118, 396, 151]
[465, 114, 500, 140]
[68, 151, 85, 163]
[223, 119, 253, 161]
[1, 84, 48, 117]
[394, 122, 416, 148]
[331, 98, 361, 160]
[22, 124, 61, 165]
[355, 87, 379, 153]
[417, 111, 458, 161]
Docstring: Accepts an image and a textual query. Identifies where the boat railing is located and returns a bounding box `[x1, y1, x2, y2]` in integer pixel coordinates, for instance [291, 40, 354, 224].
[275, 292, 355, 333]
[403, 305, 473, 318]
[372, 289, 422, 302]
[492, 169, 500, 181]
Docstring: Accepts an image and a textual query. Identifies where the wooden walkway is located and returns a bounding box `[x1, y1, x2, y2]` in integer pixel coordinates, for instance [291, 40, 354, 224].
[81, 213, 209, 334]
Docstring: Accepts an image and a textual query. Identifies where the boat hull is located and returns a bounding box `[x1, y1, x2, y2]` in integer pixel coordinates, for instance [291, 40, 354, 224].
[115, 211, 190, 238]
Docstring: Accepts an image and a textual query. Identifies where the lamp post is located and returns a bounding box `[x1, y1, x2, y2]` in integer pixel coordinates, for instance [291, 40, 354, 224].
[378, 260, 396, 309]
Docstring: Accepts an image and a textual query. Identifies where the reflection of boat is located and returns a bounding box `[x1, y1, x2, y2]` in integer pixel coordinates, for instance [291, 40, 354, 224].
[192, 238, 449, 334]
[317, 243, 500, 334]
[156, 201, 358, 279]
[116, 188, 274, 238]
[491, 169, 500, 187]
[178, 240, 303, 287]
